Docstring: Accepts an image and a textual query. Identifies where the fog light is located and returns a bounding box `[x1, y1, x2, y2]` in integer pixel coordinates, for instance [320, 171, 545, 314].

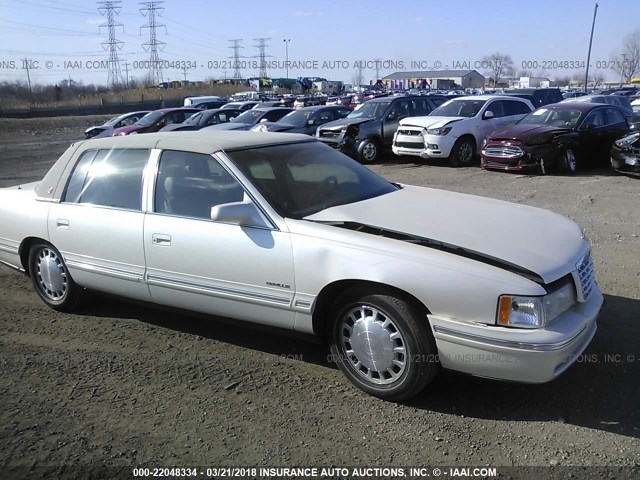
[428, 144, 439, 149]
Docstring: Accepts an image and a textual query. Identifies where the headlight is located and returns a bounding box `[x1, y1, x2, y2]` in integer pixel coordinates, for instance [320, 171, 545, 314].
[482, 138, 488, 147]
[426, 126, 452, 136]
[614, 132, 639, 149]
[497, 282, 576, 329]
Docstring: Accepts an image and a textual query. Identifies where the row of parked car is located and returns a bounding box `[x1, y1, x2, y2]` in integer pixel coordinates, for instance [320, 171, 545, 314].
[83, 88, 640, 177]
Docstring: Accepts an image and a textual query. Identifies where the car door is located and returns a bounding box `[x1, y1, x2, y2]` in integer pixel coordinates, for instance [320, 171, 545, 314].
[143, 149, 296, 329]
[474, 100, 504, 145]
[382, 99, 411, 145]
[48, 147, 151, 301]
[577, 108, 608, 161]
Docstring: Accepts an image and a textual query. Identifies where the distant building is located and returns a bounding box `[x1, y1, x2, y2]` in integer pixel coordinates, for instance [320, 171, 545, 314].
[509, 76, 551, 88]
[313, 80, 343, 94]
[382, 70, 485, 90]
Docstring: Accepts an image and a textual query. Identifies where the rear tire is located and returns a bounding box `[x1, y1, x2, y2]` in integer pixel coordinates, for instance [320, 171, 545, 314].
[449, 137, 475, 167]
[28, 242, 83, 312]
[328, 292, 439, 401]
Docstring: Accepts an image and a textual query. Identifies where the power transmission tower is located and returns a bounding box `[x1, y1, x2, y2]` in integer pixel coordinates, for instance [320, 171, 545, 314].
[123, 61, 130, 88]
[139, 1, 167, 86]
[228, 39, 244, 83]
[253, 37, 272, 78]
[98, 1, 125, 87]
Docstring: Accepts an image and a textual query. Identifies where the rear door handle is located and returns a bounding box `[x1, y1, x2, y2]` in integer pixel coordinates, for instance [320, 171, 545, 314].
[56, 219, 69, 229]
[152, 234, 171, 246]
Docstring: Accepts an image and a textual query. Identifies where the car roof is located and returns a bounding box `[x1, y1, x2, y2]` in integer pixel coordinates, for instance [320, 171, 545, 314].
[73, 131, 314, 154]
[538, 102, 610, 112]
[447, 95, 523, 101]
[249, 107, 292, 112]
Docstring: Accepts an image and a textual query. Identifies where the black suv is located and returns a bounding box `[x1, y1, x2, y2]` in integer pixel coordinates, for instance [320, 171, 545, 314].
[316, 95, 448, 162]
[503, 88, 563, 108]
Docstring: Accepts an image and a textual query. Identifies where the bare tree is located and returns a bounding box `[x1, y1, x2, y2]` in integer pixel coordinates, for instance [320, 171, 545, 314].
[516, 69, 533, 78]
[554, 75, 572, 87]
[481, 52, 514, 86]
[611, 29, 640, 83]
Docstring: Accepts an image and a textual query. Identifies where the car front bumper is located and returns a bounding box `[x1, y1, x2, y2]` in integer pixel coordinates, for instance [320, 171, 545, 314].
[392, 134, 455, 158]
[428, 285, 603, 383]
[611, 148, 640, 177]
[317, 135, 358, 157]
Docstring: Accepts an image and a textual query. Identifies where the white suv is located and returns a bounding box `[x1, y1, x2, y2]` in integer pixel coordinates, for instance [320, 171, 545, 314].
[392, 95, 534, 166]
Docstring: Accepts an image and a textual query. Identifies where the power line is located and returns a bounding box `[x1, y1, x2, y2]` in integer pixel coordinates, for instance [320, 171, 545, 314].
[98, 1, 125, 86]
[228, 39, 244, 82]
[140, 1, 167, 85]
[253, 37, 272, 79]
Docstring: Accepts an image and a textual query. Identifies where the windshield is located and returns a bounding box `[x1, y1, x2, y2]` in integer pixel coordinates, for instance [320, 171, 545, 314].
[431, 99, 487, 117]
[226, 142, 398, 218]
[277, 109, 313, 126]
[135, 111, 164, 126]
[347, 101, 390, 119]
[184, 112, 203, 125]
[518, 108, 582, 128]
[231, 110, 263, 124]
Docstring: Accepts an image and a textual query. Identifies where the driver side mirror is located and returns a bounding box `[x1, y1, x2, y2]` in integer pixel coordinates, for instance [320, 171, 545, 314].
[210, 201, 269, 228]
[582, 123, 596, 131]
[483, 111, 494, 120]
[387, 113, 397, 121]
[307, 119, 316, 126]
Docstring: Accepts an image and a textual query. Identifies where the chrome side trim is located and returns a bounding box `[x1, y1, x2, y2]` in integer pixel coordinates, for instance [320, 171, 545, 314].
[433, 324, 588, 352]
[0, 258, 25, 273]
[65, 259, 144, 282]
[0, 242, 18, 254]
[147, 274, 291, 305]
[294, 300, 312, 308]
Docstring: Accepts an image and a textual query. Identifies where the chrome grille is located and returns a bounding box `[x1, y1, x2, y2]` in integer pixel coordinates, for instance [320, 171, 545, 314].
[484, 146, 525, 158]
[319, 130, 342, 140]
[397, 129, 422, 136]
[577, 254, 595, 301]
[484, 160, 513, 168]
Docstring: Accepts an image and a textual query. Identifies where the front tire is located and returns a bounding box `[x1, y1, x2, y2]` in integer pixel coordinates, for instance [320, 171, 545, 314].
[559, 148, 577, 174]
[357, 139, 379, 163]
[28, 242, 83, 312]
[449, 137, 476, 167]
[329, 293, 439, 401]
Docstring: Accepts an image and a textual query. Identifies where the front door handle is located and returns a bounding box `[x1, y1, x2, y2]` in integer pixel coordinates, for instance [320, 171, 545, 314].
[152, 234, 171, 246]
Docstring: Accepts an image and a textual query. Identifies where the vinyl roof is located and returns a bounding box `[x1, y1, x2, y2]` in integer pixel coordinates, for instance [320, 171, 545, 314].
[73, 131, 315, 154]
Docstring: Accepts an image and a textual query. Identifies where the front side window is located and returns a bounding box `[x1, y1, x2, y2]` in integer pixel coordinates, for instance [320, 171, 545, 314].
[64, 149, 149, 210]
[504, 100, 532, 116]
[155, 150, 245, 220]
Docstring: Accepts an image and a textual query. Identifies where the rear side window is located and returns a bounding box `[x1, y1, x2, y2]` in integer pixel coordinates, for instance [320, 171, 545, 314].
[64, 149, 149, 210]
[605, 108, 626, 125]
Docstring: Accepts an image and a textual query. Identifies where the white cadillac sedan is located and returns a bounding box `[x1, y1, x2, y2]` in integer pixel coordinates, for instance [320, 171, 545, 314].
[0, 132, 601, 400]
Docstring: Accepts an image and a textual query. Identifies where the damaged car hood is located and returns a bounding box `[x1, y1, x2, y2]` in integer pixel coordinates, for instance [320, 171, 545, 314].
[399, 116, 465, 129]
[489, 124, 573, 144]
[304, 185, 586, 284]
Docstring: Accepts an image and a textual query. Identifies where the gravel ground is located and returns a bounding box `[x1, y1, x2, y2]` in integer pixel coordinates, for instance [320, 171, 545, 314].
[0, 116, 639, 476]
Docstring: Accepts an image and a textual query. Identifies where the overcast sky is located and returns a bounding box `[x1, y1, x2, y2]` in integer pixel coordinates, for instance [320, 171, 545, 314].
[0, 0, 638, 86]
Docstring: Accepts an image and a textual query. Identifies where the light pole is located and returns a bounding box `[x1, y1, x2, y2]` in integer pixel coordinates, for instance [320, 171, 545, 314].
[584, 3, 599, 93]
[620, 53, 627, 86]
[283, 38, 291, 79]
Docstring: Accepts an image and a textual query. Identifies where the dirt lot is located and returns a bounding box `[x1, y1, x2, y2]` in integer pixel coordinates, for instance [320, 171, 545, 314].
[0, 116, 639, 475]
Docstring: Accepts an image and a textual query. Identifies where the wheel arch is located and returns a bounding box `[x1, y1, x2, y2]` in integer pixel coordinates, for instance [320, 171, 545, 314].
[18, 236, 48, 275]
[458, 133, 477, 151]
[311, 279, 432, 340]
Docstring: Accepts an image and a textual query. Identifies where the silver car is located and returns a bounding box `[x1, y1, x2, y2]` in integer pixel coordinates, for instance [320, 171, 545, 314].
[0, 132, 602, 400]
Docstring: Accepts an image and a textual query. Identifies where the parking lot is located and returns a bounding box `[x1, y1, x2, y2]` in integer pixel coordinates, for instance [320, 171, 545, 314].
[1, 115, 639, 469]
